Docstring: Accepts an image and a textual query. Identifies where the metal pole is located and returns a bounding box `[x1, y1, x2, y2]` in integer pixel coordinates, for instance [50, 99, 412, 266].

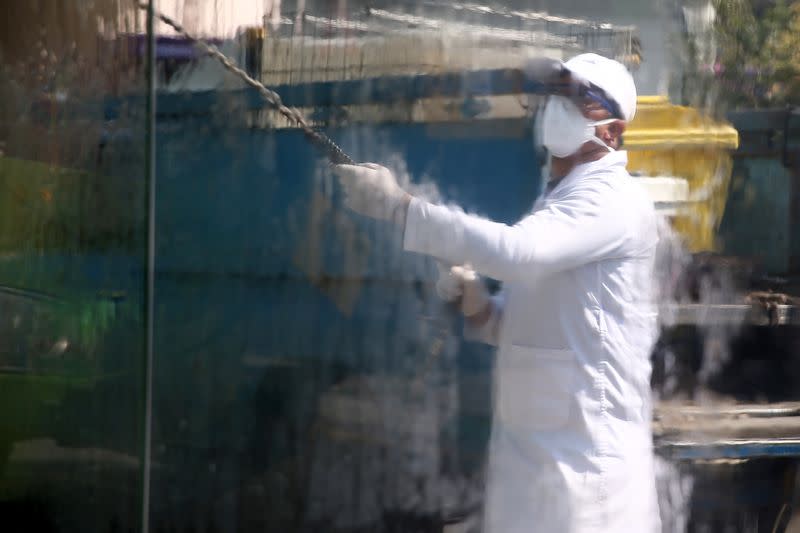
[141, 0, 156, 531]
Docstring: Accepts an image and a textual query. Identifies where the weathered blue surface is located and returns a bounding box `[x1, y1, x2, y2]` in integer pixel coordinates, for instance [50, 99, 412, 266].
[138, 92, 542, 528]
[720, 108, 800, 274]
[153, 116, 539, 275]
[718, 157, 792, 273]
[661, 439, 800, 460]
[97, 68, 546, 120]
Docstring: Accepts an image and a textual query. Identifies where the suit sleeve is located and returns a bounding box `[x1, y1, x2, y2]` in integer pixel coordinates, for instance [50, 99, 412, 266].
[403, 182, 639, 284]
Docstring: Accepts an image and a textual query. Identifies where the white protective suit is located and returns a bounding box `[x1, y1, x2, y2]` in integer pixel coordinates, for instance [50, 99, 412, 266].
[403, 150, 661, 532]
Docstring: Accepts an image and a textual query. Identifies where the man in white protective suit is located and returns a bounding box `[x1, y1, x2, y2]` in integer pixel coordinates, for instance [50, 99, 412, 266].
[332, 53, 661, 533]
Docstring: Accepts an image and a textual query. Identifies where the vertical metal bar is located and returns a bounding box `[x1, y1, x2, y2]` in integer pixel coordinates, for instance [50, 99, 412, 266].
[788, 145, 800, 274]
[141, 0, 157, 532]
[784, 109, 800, 273]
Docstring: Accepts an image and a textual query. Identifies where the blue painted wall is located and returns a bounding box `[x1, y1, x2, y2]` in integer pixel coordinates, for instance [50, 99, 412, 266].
[145, 107, 543, 529]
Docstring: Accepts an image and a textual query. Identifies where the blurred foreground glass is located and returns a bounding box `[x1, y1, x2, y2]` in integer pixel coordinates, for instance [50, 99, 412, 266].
[0, 2, 148, 531]
[8, 0, 800, 532]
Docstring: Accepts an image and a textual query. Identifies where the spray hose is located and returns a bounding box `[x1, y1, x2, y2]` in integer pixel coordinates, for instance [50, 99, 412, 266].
[136, 3, 354, 165]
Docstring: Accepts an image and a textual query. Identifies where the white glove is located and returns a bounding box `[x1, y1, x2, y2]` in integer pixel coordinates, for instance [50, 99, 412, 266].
[332, 163, 409, 221]
[435, 263, 490, 317]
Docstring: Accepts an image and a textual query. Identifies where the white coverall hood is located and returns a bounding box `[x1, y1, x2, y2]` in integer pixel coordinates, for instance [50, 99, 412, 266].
[563, 53, 638, 122]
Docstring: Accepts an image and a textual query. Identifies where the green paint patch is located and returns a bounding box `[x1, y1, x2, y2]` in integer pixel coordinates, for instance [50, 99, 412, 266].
[0, 157, 140, 254]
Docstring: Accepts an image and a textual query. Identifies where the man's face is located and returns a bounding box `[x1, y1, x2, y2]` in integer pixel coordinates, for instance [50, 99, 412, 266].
[542, 94, 628, 179]
[574, 95, 626, 155]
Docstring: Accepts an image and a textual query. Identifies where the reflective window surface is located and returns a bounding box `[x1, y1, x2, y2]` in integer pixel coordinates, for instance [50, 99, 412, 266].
[3, 1, 800, 532]
[0, 2, 147, 531]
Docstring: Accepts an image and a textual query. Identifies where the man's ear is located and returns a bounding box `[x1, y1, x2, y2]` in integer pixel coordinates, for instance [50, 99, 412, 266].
[602, 120, 626, 148]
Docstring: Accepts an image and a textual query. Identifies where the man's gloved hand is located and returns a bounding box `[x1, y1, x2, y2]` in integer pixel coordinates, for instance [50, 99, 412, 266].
[523, 56, 567, 84]
[435, 263, 490, 317]
[332, 163, 410, 221]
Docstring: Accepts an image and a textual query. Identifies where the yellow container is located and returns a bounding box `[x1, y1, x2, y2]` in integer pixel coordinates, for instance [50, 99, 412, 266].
[625, 96, 739, 252]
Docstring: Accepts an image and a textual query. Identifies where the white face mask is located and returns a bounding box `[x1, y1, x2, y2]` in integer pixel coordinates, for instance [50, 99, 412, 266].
[538, 96, 617, 158]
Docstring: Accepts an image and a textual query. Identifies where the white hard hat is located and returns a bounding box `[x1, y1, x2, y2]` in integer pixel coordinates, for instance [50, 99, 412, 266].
[564, 53, 637, 121]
